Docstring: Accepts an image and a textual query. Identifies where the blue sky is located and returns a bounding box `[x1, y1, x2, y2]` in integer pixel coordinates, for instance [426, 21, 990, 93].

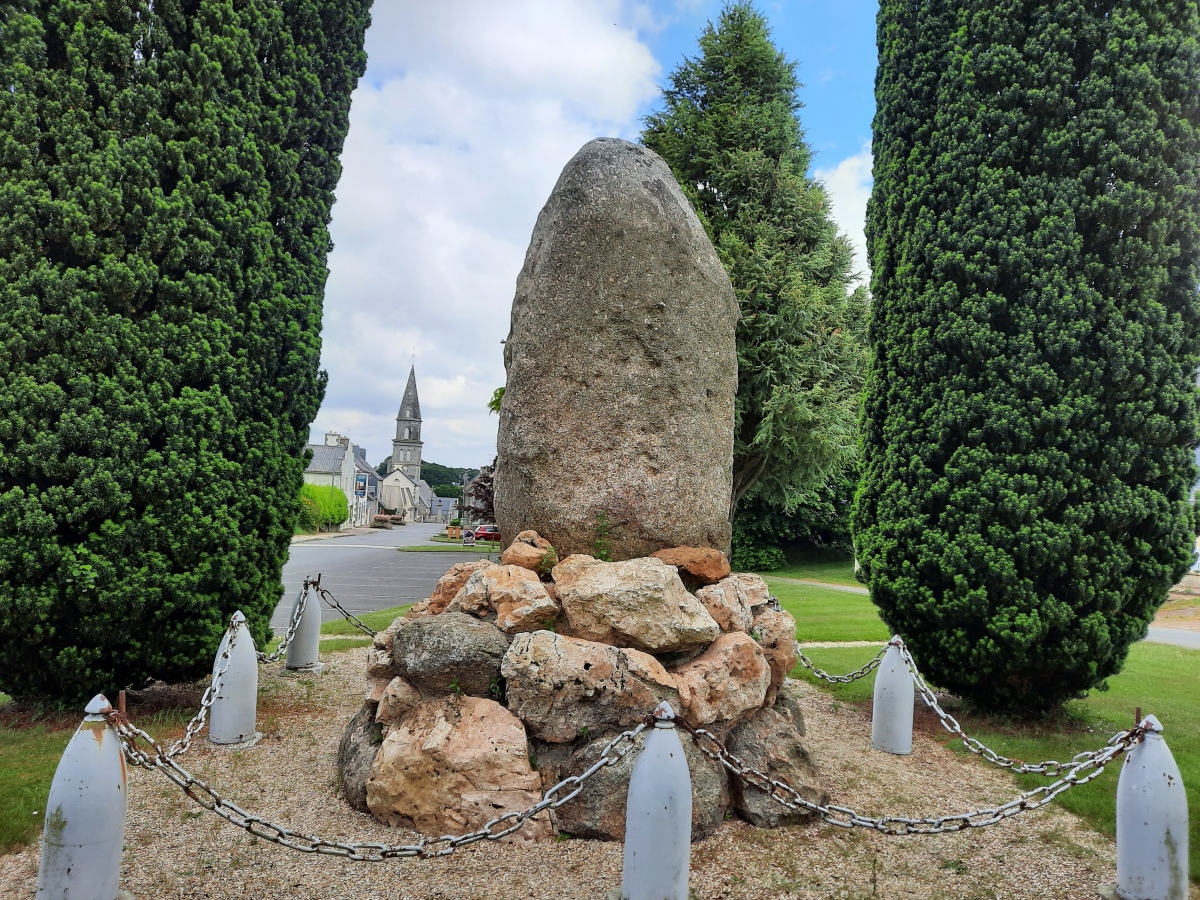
[310, 1, 878, 471]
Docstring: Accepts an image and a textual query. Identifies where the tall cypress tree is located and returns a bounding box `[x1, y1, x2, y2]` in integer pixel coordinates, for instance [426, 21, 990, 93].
[0, 0, 370, 704]
[856, 0, 1200, 711]
[642, 2, 868, 522]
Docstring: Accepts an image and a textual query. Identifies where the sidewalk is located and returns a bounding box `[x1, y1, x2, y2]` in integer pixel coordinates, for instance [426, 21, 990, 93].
[291, 525, 381, 544]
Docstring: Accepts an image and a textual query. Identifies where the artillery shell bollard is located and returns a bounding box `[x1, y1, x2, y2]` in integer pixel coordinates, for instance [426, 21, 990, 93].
[284, 584, 323, 673]
[871, 639, 914, 755]
[621, 701, 692, 900]
[209, 611, 262, 748]
[36, 694, 127, 900]
[1108, 715, 1189, 900]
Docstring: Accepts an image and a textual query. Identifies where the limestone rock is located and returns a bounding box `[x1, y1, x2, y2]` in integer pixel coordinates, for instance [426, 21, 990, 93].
[552, 555, 719, 653]
[672, 632, 771, 727]
[428, 560, 492, 615]
[695, 578, 754, 634]
[366, 696, 551, 843]
[729, 573, 771, 608]
[726, 707, 826, 827]
[391, 612, 510, 697]
[447, 564, 560, 634]
[774, 679, 808, 737]
[494, 137, 738, 559]
[543, 729, 728, 841]
[338, 703, 382, 813]
[502, 631, 679, 742]
[364, 676, 390, 706]
[752, 606, 798, 706]
[500, 530, 559, 574]
[650, 547, 731, 586]
[375, 676, 422, 726]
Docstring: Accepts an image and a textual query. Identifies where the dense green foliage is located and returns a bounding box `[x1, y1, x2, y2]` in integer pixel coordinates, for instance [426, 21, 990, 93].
[731, 465, 857, 569]
[299, 484, 348, 531]
[856, 0, 1200, 711]
[420, 461, 479, 489]
[642, 2, 868, 520]
[0, 0, 370, 704]
[433, 484, 463, 500]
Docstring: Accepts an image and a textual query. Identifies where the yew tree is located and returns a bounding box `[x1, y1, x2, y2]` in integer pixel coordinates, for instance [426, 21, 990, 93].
[856, 0, 1200, 711]
[0, 0, 370, 704]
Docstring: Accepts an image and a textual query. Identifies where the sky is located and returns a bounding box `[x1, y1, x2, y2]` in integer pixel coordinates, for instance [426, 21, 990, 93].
[310, 0, 878, 471]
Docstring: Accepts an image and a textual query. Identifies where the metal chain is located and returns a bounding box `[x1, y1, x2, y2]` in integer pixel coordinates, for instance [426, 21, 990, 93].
[317, 586, 377, 637]
[674, 715, 1143, 836]
[110, 710, 647, 859]
[162, 614, 243, 759]
[258, 582, 311, 664]
[894, 642, 1125, 776]
[794, 640, 888, 683]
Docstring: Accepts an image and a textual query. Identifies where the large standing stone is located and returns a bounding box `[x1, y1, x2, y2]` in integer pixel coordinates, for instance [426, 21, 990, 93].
[552, 555, 719, 653]
[494, 137, 738, 559]
[366, 696, 551, 843]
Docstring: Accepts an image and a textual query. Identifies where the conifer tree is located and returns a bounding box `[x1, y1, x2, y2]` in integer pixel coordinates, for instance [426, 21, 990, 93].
[642, 2, 868, 521]
[0, 0, 370, 704]
[856, 0, 1200, 711]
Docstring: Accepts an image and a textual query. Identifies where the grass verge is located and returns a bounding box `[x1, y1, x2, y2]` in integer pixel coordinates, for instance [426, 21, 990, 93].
[793, 641, 1200, 885]
[759, 545, 860, 587]
[768, 579, 889, 643]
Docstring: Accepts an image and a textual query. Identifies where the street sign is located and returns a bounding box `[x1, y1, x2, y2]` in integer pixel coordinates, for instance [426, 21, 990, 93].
[463, 530, 476, 547]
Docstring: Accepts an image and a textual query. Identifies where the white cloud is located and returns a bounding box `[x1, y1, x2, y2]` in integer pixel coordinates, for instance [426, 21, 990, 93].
[814, 140, 874, 282]
[311, 2, 663, 469]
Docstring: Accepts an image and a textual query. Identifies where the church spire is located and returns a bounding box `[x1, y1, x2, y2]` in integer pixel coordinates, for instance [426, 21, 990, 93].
[399, 365, 421, 420]
[390, 366, 423, 479]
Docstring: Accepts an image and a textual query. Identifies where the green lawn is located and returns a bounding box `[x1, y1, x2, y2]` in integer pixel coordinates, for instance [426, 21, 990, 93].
[758, 545, 859, 587]
[793, 641, 1200, 885]
[767, 578, 890, 643]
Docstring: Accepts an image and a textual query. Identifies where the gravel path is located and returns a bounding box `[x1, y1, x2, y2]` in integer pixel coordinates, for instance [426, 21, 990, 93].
[0, 644, 1162, 900]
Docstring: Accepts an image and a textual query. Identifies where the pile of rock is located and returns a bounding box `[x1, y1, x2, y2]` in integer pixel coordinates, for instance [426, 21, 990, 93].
[338, 534, 827, 843]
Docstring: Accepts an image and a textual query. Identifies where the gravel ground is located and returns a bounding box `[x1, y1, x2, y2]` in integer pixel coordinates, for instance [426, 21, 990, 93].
[0, 644, 1172, 900]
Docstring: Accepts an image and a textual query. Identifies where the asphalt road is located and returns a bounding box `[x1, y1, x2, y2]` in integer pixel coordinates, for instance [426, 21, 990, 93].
[1145, 625, 1200, 650]
[271, 522, 497, 631]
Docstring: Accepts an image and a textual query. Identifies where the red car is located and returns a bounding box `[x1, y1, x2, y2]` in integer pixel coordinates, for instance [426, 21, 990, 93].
[474, 525, 501, 543]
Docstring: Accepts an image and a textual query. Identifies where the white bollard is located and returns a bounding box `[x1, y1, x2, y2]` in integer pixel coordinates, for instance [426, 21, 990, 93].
[1115, 715, 1189, 900]
[209, 611, 261, 747]
[36, 694, 127, 900]
[621, 701, 691, 900]
[284, 583, 322, 672]
[871, 640, 914, 755]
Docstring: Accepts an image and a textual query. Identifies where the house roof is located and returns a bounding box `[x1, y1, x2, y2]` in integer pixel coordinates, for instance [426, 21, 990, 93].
[305, 443, 346, 474]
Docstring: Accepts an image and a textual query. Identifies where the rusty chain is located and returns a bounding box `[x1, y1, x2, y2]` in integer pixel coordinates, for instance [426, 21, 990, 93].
[674, 715, 1143, 835]
[111, 710, 648, 860]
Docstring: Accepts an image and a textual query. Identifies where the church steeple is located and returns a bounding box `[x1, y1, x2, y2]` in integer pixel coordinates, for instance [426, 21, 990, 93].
[390, 366, 423, 480]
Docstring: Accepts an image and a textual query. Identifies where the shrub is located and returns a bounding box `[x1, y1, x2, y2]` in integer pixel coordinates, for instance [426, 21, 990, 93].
[0, 1, 370, 705]
[856, 0, 1200, 712]
[300, 485, 349, 531]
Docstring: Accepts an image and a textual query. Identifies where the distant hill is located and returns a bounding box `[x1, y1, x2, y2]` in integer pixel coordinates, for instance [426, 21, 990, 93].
[372, 458, 481, 485]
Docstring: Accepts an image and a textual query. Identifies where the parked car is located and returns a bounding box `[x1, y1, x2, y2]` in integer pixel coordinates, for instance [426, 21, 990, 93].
[474, 525, 501, 543]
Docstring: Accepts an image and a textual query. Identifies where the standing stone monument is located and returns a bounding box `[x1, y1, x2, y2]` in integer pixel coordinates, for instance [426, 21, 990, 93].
[495, 137, 738, 559]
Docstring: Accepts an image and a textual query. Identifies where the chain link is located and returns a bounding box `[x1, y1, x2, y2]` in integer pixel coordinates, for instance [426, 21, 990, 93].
[893, 642, 1124, 776]
[258, 582, 311, 664]
[111, 710, 647, 859]
[794, 640, 888, 683]
[157, 613, 243, 759]
[674, 715, 1142, 835]
[317, 585, 377, 637]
